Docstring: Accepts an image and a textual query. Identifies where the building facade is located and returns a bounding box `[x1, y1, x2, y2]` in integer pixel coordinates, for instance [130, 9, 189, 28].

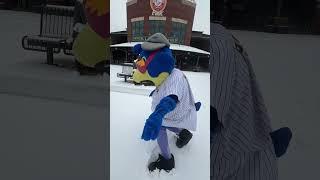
[126, 0, 196, 45]
[112, 0, 210, 72]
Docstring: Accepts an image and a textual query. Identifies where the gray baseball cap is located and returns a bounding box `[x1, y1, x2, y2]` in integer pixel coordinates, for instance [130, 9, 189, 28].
[141, 33, 170, 51]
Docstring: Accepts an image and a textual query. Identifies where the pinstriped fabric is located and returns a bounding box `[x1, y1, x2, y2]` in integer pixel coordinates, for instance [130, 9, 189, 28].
[233, 145, 278, 180]
[210, 23, 278, 180]
[151, 68, 197, 131]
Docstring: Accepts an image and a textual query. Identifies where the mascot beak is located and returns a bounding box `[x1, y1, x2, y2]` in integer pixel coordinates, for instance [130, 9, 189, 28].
[135, 57, 147, 73]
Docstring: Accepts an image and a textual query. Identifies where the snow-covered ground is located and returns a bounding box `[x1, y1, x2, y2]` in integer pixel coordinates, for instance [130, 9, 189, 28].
[0, 10, 109, 180]
[0, 94, 108, 180]
[110, 65, 210, 180]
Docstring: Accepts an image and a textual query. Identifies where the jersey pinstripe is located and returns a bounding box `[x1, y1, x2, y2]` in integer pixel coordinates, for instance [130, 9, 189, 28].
[210, 23, 278, 180]
[151, 68, 197, 131]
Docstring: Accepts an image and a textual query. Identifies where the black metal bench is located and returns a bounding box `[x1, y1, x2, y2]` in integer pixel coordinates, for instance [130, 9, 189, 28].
[117, 63, 134, 82]
[265, 17, 289, 34]
[22, 4, 74, 65]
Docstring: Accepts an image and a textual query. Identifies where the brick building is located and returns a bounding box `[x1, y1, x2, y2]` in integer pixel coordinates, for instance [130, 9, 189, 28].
[126, 0, 196, 45]
[111, 0, 210, 72]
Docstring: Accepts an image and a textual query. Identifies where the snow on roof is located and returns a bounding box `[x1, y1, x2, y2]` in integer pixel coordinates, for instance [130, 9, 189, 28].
[46, 4, 74, 10]
[110, 42, 210, 55]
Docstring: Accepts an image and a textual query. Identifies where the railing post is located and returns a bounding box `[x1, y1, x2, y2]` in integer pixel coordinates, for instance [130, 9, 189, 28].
[315, 0, 320, 33]
[46, 46, 54, 65]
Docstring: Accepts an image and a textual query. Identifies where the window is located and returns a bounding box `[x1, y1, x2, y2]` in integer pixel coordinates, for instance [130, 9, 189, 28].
[170, 22, 186, 44]
[131, 20, 144, 41]
[149, 20, 165, 35]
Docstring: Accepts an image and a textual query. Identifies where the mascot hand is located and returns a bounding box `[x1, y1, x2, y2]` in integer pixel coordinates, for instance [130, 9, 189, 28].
[141, 95, 178, 141]
[141, 117, 162, 141]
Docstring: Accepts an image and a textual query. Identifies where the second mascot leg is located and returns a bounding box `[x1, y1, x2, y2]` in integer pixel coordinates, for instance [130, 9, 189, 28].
[148, 127, 175, 172]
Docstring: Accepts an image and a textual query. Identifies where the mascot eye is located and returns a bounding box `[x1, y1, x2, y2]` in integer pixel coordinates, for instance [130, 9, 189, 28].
[137, 55, 146, 61]
[138, 56, 147, 62]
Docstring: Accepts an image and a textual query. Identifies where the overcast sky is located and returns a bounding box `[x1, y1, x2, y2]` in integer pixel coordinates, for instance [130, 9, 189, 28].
[110, 0, 210, 35]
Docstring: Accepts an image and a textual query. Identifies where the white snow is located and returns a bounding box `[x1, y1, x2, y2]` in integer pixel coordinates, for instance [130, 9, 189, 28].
[0, 10, 109, 180]
[110, 65, 210, 179]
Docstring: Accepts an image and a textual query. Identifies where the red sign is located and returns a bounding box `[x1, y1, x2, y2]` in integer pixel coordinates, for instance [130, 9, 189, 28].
[150, 0, 167, 16]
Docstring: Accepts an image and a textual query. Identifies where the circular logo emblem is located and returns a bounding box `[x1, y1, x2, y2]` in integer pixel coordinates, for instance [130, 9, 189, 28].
[150, 0, 167, 14]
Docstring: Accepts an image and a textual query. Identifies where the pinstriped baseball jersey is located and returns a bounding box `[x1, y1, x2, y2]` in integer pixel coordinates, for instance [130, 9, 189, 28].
[210, 23, 278, 179]
[151, 68, 197, 131]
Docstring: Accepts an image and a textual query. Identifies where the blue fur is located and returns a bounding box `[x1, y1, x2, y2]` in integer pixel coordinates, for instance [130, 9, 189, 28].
[141, 95, 177, 141]
[147, 47, 175, 77]
[132, 45, 175, 77]
[132, 44, 142, 55]
[133, 44, 151, 58]
[139, 50, 151, 59]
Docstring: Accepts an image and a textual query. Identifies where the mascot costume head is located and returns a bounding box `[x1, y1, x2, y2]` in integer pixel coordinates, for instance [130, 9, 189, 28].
[72, 0, 110, 68]
[132, 33, 175, 87]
